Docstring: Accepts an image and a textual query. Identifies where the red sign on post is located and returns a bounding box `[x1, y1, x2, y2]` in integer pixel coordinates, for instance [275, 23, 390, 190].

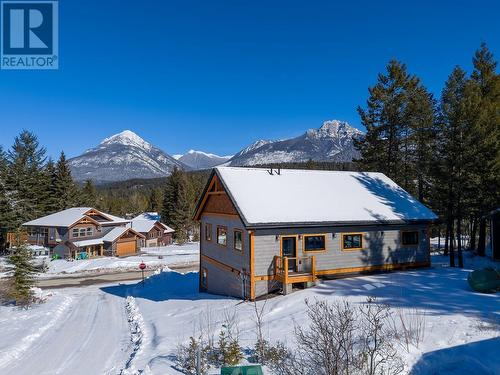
[139, 262, 146, 270]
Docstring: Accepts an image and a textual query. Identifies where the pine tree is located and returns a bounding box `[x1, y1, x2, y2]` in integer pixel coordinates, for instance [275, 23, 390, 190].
[7, 241, 38, 306]
[80, 179, 98, 207]
[162, 167, 191, 243]
[148, 187, 163, 212]
[355, 60, 422, 194]
[5, 130, 47, 228]
[468, 43, 500, 256]
[54, 151, 78, 210]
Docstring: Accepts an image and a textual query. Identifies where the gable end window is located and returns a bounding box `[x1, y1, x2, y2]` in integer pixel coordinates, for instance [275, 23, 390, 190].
[401, 231, 419, 246]
[342, 233, 363, 250]
[304, 235, 326, 252]
[72, 228, 79, 238]
[234, 230, 243, 252]
[217, 226, 227, 246]
[205, 223, 212, 242]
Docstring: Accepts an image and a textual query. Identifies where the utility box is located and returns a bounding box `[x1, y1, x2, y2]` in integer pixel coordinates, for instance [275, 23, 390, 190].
[221, 365, 263, 375]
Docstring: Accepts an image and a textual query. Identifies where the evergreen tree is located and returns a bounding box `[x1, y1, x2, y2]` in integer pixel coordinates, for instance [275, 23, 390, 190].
[0, 146, 13, 240]
[148, 187, 163, 212]
[41, 158, 59, 215]
[54, 151, 78, 210]
[80, 179, 98, 207]
[162, 167, 191, 243]
[5, 130, 47, 228]
[468, 44, 500, 256]
[355, 60, 423, 195]
[7, 241, 38, 306]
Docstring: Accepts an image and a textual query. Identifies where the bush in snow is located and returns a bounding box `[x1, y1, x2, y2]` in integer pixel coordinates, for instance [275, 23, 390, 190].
[214, 309, 243, 366]
[176, 336, 211, 375]
[268, 298, 404, 375]
[5, 243, 38, 306]
[387, 307, 427, 352]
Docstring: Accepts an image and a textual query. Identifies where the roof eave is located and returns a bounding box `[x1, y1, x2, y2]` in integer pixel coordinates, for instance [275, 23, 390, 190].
[245, 218, 438, 230]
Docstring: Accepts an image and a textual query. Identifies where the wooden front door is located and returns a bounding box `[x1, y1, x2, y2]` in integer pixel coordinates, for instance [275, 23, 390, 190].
[282, 236, 297, 271]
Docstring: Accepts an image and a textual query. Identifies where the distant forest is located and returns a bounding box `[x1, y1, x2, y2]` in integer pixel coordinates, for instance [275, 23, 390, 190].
[1, 44, 498, 264]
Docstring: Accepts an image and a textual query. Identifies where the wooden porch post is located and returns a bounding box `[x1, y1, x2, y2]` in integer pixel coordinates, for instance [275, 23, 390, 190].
[284, 257, 289, 285]
[100, 244, 103, 256]
[311, 255, 316, 281]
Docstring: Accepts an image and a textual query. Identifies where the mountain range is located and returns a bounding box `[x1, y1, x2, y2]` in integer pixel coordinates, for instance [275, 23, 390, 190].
[68, 120, 363, 183]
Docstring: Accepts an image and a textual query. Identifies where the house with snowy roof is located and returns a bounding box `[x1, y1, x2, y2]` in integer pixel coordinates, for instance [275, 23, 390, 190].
[23, 208, 145, 259]
[194, 167, 438, 299]
[129, 212, 175, 247]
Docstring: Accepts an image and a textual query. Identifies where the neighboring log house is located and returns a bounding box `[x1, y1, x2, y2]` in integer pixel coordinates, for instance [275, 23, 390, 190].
[194, 167, 438, 300]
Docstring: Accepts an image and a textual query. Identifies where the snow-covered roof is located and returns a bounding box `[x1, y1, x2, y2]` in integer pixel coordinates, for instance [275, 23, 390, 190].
[101, 227, 129, 242]
[129, 215, 175, 234]
[23, 207, 129, 228]
[73, 238, 104, 247]
[213, 167, 437, 227]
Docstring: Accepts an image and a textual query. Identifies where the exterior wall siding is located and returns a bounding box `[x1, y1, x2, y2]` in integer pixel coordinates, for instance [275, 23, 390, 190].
[254, 224, 429, 277]
[199, 214, 250, 298]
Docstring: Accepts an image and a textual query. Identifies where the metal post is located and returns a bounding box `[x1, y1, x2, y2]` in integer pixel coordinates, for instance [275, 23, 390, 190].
[141, 269, 144, 285]
[196, 345, 201, 375]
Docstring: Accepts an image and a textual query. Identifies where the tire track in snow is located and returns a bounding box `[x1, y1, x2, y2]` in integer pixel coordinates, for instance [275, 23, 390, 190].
[0, 295, 74, 370]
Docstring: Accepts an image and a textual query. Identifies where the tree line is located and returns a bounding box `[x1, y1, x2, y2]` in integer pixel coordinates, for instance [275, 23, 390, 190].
[354, 43, 500, 266]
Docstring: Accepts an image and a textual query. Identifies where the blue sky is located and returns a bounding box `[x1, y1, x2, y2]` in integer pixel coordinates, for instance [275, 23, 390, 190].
[0, 0, 498, 159]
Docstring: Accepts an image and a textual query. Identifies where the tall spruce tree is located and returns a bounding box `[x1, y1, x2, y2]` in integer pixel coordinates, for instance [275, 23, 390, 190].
[5, 131, 47, 228]
[54, 151, 78, 210]
[468, 44, 500, 256]
[42, 159, 60, 214]
[148, 188, 164, 212]
[162, 167, 191, 243]
[80, 179, 98, 207]
[0, 146, 13, 236]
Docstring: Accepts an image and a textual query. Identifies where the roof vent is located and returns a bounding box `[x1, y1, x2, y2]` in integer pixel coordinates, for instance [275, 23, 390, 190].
[267, 168, 281, 175]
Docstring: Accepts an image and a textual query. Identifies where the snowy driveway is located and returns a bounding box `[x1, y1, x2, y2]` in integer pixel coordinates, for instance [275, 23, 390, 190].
[0, 286, 131, 375]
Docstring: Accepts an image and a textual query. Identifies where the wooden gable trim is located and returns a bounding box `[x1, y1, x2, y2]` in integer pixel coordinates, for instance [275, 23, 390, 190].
[84, 208, 113, 222]
[194, 173, 239, 220]
[113, 228, 146, 243]
[69, 215, 101, 229]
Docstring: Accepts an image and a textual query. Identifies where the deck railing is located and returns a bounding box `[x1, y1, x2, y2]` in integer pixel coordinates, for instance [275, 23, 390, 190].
[274, 255, 316, 284]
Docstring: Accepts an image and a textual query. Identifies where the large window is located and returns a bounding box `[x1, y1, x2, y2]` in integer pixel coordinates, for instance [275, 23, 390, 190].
[234, 230, 243, 252]
[86, 227, 93, 236]
[342, 233, 363, 250]
[304, 235, 326, 252]
[402, 231, 419, 246]
[217, 226, 227, 246]
[205, 223, 212, 242]
[79, 228, 86, 237]
[72, 228, 79, 238]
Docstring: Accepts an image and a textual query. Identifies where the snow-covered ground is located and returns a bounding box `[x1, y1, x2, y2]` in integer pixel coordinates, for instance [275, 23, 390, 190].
[0, 242, 199, 279]
[0, 253, 498, 374]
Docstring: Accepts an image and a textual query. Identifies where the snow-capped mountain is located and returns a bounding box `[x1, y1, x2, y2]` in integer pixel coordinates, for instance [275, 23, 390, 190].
[228, 120, 363, 166]
[68, 130, 188, 183]
[177, 150, 232, 170]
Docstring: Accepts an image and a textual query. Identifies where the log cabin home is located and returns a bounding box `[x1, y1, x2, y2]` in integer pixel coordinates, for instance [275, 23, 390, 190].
[194, 167, 438, 300]
[130, 212, 175, 247]
[23, 207, 145, 259]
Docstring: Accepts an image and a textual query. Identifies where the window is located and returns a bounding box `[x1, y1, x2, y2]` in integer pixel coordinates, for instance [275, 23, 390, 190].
[201, 268, 208, 289]
[342, 233, 363, 250]
[304, 235, 326, 252]
[72, 228, 79, 238]
[86, 227, 93, 236]
[402, 231, 419, 246]
[79, 228, 86, 237]
[217, 226, 227, 246]
[234, 230, 243, 252]
[205, 223, 212, 242]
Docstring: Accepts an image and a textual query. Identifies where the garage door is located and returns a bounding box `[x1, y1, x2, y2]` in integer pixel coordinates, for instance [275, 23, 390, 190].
[116, 240, 136, 257]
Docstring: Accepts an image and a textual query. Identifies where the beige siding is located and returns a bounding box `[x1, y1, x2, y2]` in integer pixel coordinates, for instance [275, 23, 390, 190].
[253, 224, 430, 276]
[199, 214, 251, 298]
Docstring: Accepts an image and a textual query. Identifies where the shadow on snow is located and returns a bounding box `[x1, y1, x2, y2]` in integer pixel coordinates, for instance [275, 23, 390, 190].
[410, 337, 500, 375]
[100, 270, 225, 302]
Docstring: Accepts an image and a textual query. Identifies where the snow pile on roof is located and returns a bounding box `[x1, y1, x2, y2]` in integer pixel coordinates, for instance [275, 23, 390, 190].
[216, 167, 437, 226]
[23, 207, 93, 227]
[101, 227, 129, 242]
[73, 238, 104, 247]
[130, 213, 174, 233]
[23, 207, 128, 227]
